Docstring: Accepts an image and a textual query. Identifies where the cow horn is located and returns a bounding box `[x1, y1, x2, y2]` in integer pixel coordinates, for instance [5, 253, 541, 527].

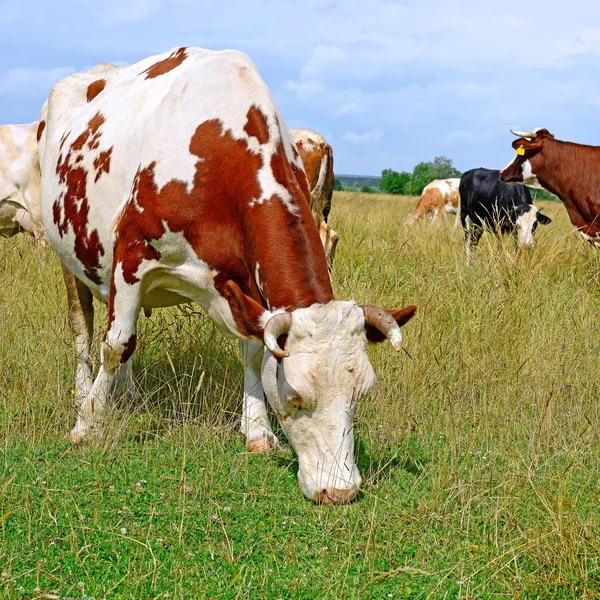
[510, 129, 537, 140]
[264, 312, 292, 358]
[362, 305, 403, 351]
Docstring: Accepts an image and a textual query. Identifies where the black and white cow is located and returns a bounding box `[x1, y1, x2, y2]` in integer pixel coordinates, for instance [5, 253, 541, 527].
[459, 168, 551, 257]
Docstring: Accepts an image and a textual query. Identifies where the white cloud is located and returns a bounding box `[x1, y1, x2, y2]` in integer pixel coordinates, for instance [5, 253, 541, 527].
[301, 45, 346, 79]
[284, 79, 325, 99]
[342, 129, 383, 143]
[444, 129, 498, 146]
[579, 27, 600, 43]
[0, 66, 76, 95]
[103, 0, 163, 22]
[334, 102, 360, 117]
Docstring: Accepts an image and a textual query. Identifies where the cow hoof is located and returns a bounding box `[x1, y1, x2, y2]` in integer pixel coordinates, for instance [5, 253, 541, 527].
[247, 435, 278, 453]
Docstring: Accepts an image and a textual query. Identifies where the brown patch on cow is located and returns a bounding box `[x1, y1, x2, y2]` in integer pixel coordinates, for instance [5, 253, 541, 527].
[86, 79, 106, 102]
[93, 147, 113, 182]
[218, 280, 265, 339]
[53, 113, 106, 285]
[36, 120, 46, 142]
[121, 334, 137, 363]
[142, 47, 187, 79]
[243, 105, 270, 145]
[112, 118, 332, 332]
[71, 113, 105, 151]
[412, 187, 444, 220]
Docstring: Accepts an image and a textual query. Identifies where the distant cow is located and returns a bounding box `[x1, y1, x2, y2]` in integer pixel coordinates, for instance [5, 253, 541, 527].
[459, 168, 551, 257]
[291, 129, 338, 267]
[406, 178, 460, 225]
[39, 47, 416, 504]
[501, 128, 600, 247]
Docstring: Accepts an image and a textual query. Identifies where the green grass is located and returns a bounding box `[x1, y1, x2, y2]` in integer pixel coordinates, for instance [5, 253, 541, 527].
[2, 192, 600, 598]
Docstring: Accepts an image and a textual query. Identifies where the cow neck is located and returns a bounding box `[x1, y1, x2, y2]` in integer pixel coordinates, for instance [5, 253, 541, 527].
[537, 140, 600, 234]
[243, 197, 334, 311]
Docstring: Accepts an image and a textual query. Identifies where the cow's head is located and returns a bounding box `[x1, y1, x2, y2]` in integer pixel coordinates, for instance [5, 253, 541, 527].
[500, 128, 554, 188]
[260, 301, 416, 504]
[514, 204, 552, 248]
[222, 281, 416, 504]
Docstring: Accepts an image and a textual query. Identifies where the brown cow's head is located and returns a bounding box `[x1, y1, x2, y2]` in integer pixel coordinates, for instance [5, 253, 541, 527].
[500, 128, 555, 188]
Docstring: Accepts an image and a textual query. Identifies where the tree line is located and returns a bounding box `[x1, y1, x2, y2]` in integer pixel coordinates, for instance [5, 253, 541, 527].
[379, 156, 461, 195]
[333, 155, 460, 195]
[334, 155, 558, 200]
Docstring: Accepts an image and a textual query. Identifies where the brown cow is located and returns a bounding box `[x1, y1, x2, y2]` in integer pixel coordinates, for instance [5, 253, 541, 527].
[291, 129, 338, 267]
[500, 128, 600, 246]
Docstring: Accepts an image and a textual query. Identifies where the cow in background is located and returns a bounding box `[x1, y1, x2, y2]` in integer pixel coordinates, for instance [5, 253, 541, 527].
[501, 128, 600, 247]
[406, 178, 460, 226]
[39, 47, 416, 504]
[460, 168, 551, 259]
[291, 129, 338, 268]
[0, 123, 44, 241]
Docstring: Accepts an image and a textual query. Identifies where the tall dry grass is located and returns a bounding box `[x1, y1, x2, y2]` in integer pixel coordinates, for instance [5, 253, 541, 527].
[1, 191, 600, 598]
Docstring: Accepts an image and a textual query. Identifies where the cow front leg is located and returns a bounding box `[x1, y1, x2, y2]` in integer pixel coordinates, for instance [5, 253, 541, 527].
[240, 340, 278, 453]
[70, 266, 140, 443]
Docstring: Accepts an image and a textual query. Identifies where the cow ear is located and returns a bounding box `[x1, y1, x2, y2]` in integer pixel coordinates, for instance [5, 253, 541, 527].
[537, 213, 552, 225]
[511, 136, 544, 153]
[216, 280, 265, 340]
[365, 305, 417, 344]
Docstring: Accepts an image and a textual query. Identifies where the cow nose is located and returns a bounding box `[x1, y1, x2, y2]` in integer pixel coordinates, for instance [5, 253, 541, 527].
[314, 487, 359, 505]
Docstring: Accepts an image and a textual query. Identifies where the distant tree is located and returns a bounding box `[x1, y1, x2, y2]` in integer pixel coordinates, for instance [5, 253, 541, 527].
[430, 156, 461, 179]
[380, 169, 411, 194]
[405, 156, 461, 195]
[333, 177, 343, 191]
[360, 185, 378, 194]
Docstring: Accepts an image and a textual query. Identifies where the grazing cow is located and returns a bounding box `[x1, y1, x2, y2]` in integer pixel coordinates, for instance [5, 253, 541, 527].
[39, 47, 416, 504]
[501, 128, 600, 247]
[460, 168, 551, 257]
[406, 178, 460, 225]
[291, 129, 338, 267]
[0, 123, 44, 240]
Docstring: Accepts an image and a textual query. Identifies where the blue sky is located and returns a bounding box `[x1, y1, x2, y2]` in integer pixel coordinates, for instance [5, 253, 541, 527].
[1, 0, 599, 175]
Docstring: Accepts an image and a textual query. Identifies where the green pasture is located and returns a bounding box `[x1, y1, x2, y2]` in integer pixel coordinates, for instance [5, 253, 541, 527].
[1, 192, 600, 599]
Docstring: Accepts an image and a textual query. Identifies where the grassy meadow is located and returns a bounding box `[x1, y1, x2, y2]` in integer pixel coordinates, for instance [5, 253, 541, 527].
[2, 191, 600, 598]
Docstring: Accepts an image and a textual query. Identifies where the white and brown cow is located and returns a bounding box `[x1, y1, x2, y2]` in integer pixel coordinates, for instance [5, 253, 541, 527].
[38, 47, 416, 504]
[406, 178, 460, 225]
[291, 129, 338, 267]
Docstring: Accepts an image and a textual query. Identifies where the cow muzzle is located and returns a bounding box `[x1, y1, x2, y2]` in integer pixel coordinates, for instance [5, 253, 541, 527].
[314, 487, 359, 505]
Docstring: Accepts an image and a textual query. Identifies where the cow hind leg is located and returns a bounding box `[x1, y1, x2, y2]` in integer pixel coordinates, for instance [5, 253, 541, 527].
[240, 340, 278, 453]
[70, 265, 141, 444]
[61, 264, 94, 405]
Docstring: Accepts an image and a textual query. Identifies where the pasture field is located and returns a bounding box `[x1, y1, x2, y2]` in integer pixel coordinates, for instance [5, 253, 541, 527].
[2, 191, 600, 599]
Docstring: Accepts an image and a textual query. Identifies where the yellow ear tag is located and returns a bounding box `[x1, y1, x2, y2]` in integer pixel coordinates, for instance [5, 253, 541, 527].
[516, 145, 525, 156]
